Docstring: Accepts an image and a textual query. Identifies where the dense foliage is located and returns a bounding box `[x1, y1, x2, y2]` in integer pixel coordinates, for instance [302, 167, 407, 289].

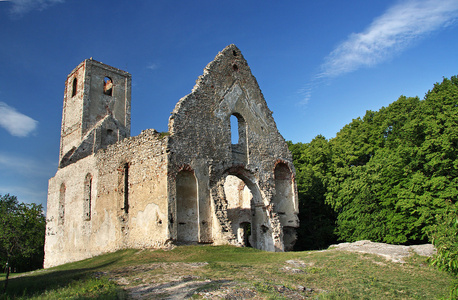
[288, 137, 337, 250]
[0, 194, 46, 272]
[290, 76, 458, 248]
[429, 201, 458, 299]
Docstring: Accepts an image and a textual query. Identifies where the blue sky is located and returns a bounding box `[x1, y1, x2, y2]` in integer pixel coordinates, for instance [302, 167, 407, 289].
[1, 0, 458, 208]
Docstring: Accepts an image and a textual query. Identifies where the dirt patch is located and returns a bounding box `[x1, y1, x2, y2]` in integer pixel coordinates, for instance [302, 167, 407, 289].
[329, 240, 436, 263]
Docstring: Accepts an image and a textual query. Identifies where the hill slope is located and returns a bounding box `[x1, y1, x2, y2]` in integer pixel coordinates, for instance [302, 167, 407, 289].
[1, 244, 452, 299]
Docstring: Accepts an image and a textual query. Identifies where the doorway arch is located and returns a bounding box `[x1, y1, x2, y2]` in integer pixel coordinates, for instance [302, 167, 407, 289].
[176, 170, 198, 243]
[222, 168, 274, 251]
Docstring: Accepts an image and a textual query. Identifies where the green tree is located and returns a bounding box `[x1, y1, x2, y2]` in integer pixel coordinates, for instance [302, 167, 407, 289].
[289, 136, 337, 250]
[0, 194, 46, 292]
[325, 76, 458, 244]
[429, 201, 458, 299]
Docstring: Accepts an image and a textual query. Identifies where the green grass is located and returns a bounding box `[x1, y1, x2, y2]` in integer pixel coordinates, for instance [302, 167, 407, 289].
[0, 245, 453, 299]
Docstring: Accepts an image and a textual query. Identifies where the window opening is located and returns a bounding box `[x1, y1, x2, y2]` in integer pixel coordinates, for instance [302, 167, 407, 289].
[123, 163, 129, 213]
[103, 76, 113, 96]
[230, 113, 246, 145]
[230, 115, 239, 144]
[59, 183, 66, 225]
[71, 78, 77, 97]
[84, 174, 92, 221]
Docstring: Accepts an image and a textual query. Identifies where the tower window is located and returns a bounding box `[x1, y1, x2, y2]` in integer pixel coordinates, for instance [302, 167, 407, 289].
[71, 78, 77, 97]
[103, 77, 113, 96]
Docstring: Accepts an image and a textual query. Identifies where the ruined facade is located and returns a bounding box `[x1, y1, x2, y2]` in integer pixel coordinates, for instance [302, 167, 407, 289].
[44, 45, 299, 268]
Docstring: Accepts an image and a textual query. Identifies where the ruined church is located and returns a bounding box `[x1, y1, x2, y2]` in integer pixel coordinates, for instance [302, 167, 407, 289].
[44, 45, 299, 268]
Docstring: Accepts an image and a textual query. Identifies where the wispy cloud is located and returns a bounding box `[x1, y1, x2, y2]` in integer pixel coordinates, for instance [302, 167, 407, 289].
[319, 0, 458, 79]
[0, 102, 38, 137]
[0, 152, 54, 177]
[147, 63, 159, 71]
[1, 0, 64, 16]
[301, 0, 458, 104]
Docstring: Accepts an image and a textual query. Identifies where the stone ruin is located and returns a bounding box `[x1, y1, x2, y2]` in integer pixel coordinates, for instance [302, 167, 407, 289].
[44, 45, 299, 268]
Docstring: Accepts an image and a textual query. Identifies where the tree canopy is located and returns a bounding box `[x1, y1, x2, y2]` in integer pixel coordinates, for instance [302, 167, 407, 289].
[0, 194, 46, 272]
[290, 75, 458, 248]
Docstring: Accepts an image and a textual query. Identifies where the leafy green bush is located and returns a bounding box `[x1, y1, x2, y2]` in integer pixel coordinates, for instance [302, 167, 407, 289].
[429, 201, 458, 299]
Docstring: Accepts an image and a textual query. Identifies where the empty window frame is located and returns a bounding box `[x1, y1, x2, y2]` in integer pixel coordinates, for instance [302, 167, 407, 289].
[58, 183, 66, 225]
[83, 173, 92, 221]
[103, 76, 113, 96]
[71, 77, 77, 97]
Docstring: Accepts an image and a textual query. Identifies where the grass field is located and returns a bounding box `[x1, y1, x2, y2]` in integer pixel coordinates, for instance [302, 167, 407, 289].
[0, 245, 453, 299]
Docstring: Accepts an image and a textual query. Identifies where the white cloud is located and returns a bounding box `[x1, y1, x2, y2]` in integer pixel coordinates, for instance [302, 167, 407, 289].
[318, 0, 458, 79]
[147, 63, 159, 70]
[1, 0, 64, 16]
[0, 102, 38, 137]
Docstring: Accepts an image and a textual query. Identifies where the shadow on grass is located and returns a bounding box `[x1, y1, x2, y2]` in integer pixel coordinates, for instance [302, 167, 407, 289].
[0, 259, 118, 299]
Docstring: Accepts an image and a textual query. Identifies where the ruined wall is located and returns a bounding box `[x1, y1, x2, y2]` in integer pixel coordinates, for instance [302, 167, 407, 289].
[167, 44, 299, 251]
[45, 45, 299, 268]
[45, 129, 169, 268]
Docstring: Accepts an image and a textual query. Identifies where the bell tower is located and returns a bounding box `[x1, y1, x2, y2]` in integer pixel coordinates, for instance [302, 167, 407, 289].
[59, 59, 131, 168]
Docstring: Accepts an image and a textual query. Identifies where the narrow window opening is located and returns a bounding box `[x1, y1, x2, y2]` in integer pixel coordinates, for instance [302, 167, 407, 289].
[103, 76, 113, 96]
[71, 78, 77, 97]
[232, 64, 238, 71]
[59, 183, 66, 225]
[230, 115, 239, 144]
[232, 50, 238, 56]
[84, 173, 92, 221]
[123, 163, 129, 213]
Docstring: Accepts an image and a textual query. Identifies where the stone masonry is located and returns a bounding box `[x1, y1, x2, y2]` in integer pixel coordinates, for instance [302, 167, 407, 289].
[44, 45, 299, 268]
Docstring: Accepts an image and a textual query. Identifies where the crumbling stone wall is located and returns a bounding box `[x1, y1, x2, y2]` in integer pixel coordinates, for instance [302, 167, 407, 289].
[45, 130, 169, 267]
[167, 45, 299, 252]
[45, 45, 299, 268]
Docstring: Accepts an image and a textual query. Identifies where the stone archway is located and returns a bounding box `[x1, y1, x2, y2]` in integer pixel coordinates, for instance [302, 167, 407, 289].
[222, 168, 274, 251]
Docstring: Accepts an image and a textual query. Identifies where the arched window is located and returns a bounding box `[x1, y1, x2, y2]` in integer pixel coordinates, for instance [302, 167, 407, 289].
[230, 113, 246, 145]
[71, 77, 77, 97]
[230, 113, 248, 164]
[230, 115, 239, 144]
[83, 173, 92, 221]
[59, 183, 66, 225]
[103, 76, 113, 96]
